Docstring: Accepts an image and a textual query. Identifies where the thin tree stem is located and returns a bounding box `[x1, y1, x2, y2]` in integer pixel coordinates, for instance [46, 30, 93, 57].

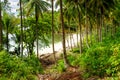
[60, 0, 69, 67]
[20, 0, 23, 56]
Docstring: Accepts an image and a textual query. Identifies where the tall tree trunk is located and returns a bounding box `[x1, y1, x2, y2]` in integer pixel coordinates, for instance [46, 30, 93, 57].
[96, 16, 100, 42]
[20, 0, 23, 56]
[68, 22, 73, 49]
[99, 14, 103, 42]
[78, 12, 82, 54]
[60, 0, 69, 67]
[89, 18, 92, 46]
[0, 0, 2, 51]
[6, 25, 9, 52]
[114, 23, 116, 35]
[85, 0, 89, 48]
[51, 0, 56, 63]
[35, 5, 39, 57]
[103, 17, 106, 38]
[101, 15, 104, 41]
[71, 34, 75, 47]
[76, 26, 79, 47]
[85, 17, 89, 48]
[99, 16, 101, 42]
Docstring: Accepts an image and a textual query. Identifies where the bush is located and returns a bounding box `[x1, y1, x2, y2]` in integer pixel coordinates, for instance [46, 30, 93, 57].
[107, 44, 120, 76]
[80, 45, 112, 77]
[0, 51, 43, 80]
[55, 60, 66, 72]
[79, 42, 120, 78]
[67, 54, 81, 66]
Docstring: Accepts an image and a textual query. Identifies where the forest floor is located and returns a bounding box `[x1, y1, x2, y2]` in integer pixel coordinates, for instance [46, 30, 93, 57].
[37, 33, 101, 80]
[38, 52, 102, 80]
[38, 52, 83, 80]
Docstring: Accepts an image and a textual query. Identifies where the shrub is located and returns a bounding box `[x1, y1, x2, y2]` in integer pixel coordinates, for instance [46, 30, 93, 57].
[80, 45, 112, 77]
[55, 60, 66, 72]
[79, 41, 120, 78]
[67, 54, 81, 66]
[107, 44, 120, 76]
[0, 51, 43, 80]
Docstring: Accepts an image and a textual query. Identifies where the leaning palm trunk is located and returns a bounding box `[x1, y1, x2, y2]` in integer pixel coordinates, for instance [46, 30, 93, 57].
[60, 0, 70, 67]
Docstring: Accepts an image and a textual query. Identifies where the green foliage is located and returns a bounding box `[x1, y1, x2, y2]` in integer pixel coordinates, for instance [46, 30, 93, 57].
[107, 44, 120, 76]
[79, 36, 120, 78]
[0, 51, 43, 80]
[67, 54, 81, 66]
[71, 48, 80, 53]
[53, 60, 66, 73]
[80, 45, 112, 77]
[68, 28, 120, 79]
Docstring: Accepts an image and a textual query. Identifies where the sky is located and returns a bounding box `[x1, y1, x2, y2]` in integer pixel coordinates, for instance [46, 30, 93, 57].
[9, 0, 19, 13]
[1, 0, 19, 13]
[7, 0, 57, 13]
[2, 0, 58, 14]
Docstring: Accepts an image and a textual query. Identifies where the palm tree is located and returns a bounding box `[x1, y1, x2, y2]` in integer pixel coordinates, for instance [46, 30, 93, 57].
[19, 0, 23, 56]
[84, 0, 90, 48]
[64, 8, 74, 49]
[51, 0, 56, 63]
[60, 0, 70, 67]
[63, 0, 84, 53]
[0, 0, 8, 51]
[88, 0, 116, 42]
[26, 0, 50, 57]
[68, 0, 83, 54]
[0, 0, 2, 51]
[3, 12, 11, 52]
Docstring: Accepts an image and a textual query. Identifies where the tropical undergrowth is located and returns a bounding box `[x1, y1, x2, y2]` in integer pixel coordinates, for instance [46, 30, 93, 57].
[79, 28, 120, 79]
[51, 28, 120, 79]
[0, 51, 43, 80]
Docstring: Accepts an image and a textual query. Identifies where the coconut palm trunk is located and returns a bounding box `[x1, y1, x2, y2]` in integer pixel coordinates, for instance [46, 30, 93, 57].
[78, 11, 82, 54]
[89, 18, 93, 45]
[0, 0, 2, 51]
[99, 9, 102, 42]
[35, 5, 39, 57]
[85, 17, 89, 48]
[96, 14, 100, 42]
[68, 22, 73, 49]
[6, 23, 9, 52]
[85, 0, 89, 48]
[51, 0, 56, 63]
[60, 0, 69, 67]
[26, 0, 50, 57]
[20, 0, 23, 56]
[76, 26, 79, 47]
